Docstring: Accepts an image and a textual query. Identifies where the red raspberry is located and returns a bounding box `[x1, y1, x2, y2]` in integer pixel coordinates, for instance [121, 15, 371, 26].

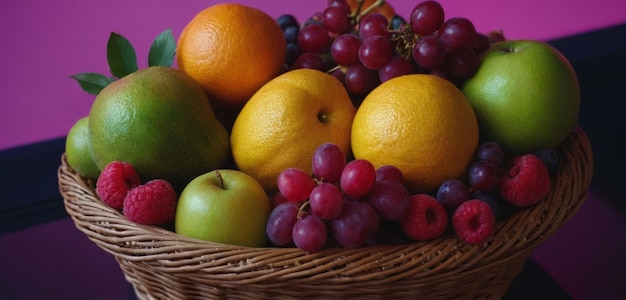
[499, 154, 551, 207]
[96, 161, 141, 210]
[452, 199, 495, 244]
[123, 179, 177, 225]
[401, 194, 448, 241]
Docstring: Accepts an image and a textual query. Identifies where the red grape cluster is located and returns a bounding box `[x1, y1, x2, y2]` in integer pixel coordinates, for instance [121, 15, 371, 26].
[266, 143, 413, 253]
[276, 0, 506, 104]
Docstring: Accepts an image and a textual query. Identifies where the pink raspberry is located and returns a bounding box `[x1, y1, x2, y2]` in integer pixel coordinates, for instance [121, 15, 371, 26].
[499, 154, 551, 207]
[452, 199, 495, 244]
[123, 179, 177, 225]
[401, 194, 448, 241]
[96, 161, 141, 210]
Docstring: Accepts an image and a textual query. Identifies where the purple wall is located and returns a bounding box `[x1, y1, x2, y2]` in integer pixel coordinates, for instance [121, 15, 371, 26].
[1, 0, 625, 150]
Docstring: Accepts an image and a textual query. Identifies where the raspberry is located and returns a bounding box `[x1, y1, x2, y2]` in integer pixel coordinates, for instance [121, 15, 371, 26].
[96, 161, 141, 210]
[401, 194, 448, 241]
[123, 179, 177, 225]
[452, 199, 495, 244]
[499, 154, 551, 207]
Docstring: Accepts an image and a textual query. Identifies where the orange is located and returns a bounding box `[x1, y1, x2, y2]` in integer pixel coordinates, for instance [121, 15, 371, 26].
[351, 74, 479, 194]
[347, 0, 396, 22]
[176, 3, 286, 111]
[230, 69, 356, 193]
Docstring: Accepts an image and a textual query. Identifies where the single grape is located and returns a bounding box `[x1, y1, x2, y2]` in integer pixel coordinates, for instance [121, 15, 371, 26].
[276, 14, 299, 31]
[312, 143, 346, 183]
[323, 6, 353, 35]
[367, 180, 410, 221]
[359, 35, 392, 70]
[412, 35, 447, 70]
[340, 159, 377, 198]
[266, 202, 300, 246]
[475, 141, 505, 166]
[468, 160, 501, 191]
[298, 23, 332, 53]
[331, 34, 362, 66]
[292, 214, 327, 253]
[375, 165, 404, 184]
[283, 25, 300, 44]
[327, 0, 350, 11]
[438, 17, 477, 51]
[390, 15, 407, 31]
[277, 168, 315, 202]
[378, 56, 413, 82]
[330, 67, 346, 83]
[472, 32, 491, 55]
[470, 190, 502, 220]
[358, 13, 389, 40]
[309, 182, 344, 220]
[270, 191, 289, 209]
[446, 48, 479, 80]
[409, 0, 445, 35]
[436, 179, 469, 210]
[285, 43, 300, 66]
[328, 200, 379, 248]
[290, 52, 327, 71]
[344, 62, 380, 95]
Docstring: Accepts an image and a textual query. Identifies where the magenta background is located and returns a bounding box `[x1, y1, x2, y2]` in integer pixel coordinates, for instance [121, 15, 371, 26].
[1, 0, 626, 151]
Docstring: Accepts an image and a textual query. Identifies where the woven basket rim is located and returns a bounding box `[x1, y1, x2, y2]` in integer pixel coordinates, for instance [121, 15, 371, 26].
[58, 125, 593, 298]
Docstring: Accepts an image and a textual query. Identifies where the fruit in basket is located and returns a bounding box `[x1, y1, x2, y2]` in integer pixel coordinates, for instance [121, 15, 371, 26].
[499, 154, 551, 207]
[452, 199, 496, 244]
[96, 161, 141, 210]
[89, 66, 230, 189]
[175, 169, 271, 247]
[231, 68, 356, 193]
[124, 179, 177, 225]
[461, 40, 580, 154]
[351, 74, 479, 193]
[401, 194, 448, 241]
[176, 3, 286, 111]
[65, 116, 100, 179]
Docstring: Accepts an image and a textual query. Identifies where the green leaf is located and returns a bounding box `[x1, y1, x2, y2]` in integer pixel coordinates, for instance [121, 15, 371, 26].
[107, 32, 138, 78]
[70, 73, 115, 95]
[148, 28, 176, 67]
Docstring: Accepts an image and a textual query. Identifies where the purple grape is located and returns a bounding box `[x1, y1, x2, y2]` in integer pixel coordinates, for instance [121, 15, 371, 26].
[290, 52, 327, 71]
[436, 179, 469, 210]
[340, 159, 376, 198]
[309, 182, 344, 220]
[410, 0, 445, 35]
[367, 180, 410, 221]
[312, 143, 346, 183]
[472, 32, 491, 55]
[344, 62, 380, 95]
[323, 6, 353, 34]
[468, 160, 501, 191]
[446, 48, 479, 79]
[358, 13, 389, 40]
[298, 23, 332, 53]
[292, 214, 327, 253]
[266, 202, 300, 246]
[375, 165, 404, 184]
[475, 141, 505, 166]
[438, 17, 477, 51]
[412, 35, 447, 69]
[378, 56, 413, 82]
[328, 200, 379, 248]
[359, 35, 392, 70]
[331, 34, 362, 66]
[276, 14, 299, 31]
[277, 168, 315, 202]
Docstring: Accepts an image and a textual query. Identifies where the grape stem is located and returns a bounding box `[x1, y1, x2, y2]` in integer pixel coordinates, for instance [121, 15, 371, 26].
[352, 0, 386, 23]
[297, 201, 310, 219]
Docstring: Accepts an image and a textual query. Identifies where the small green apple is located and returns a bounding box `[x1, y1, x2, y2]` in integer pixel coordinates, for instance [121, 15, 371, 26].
[175, 169, 271, 247]
[461, 39, 580, 154]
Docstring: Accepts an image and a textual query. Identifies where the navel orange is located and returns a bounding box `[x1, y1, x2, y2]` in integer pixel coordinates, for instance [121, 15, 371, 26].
[351, 74, 479, 194]
[176, 3, 286, 111]
[230, 69, 357, 193]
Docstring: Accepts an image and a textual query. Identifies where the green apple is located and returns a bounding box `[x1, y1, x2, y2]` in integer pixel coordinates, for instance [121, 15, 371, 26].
[175, 169, 271, 247]
[461, 39, 580, 154]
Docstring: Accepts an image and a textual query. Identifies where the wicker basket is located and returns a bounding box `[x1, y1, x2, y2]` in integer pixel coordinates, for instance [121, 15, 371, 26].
[58, 126, 593, 299]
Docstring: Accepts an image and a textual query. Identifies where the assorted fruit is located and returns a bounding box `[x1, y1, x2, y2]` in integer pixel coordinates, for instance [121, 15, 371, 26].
[65, 0, 580, 252]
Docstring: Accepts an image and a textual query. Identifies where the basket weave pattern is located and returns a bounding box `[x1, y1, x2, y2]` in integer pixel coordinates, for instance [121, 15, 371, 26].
[58, 126, 593, 299]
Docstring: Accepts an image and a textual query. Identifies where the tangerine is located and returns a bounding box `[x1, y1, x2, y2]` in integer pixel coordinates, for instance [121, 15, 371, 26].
[176, 3, 286, 111]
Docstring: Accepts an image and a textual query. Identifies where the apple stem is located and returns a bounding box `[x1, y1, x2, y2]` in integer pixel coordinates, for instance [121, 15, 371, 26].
[215, 170, 224, 189]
